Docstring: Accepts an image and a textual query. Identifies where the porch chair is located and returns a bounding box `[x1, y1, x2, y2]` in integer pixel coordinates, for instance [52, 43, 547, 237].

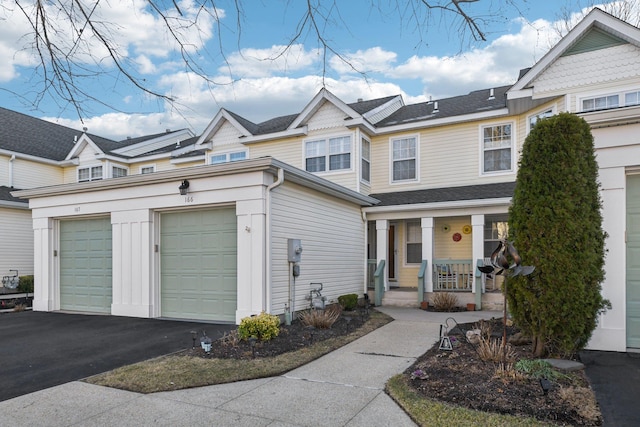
[435, 265, 458, 290]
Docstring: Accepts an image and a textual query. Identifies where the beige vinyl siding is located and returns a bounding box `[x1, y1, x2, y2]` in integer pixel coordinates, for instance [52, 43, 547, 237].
[433, 217, 472, 259]
[270, 181, 365, 314]
[0, 207, 34, 275]
[369, 121, 517, 194]
[11, 158, 64, 188]
[0, 156, 8, 184]
[249, 131, 361, 192]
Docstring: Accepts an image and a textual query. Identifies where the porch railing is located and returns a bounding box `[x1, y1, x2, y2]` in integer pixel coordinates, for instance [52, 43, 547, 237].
[374, 260, 385, 306]
[367, 259, 377, 289]
[433, 259, 473, 291]
[417, 260, 428, 303]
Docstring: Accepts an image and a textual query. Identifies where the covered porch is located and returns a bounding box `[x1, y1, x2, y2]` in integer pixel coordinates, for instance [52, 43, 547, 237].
[364, 183, 514, 310]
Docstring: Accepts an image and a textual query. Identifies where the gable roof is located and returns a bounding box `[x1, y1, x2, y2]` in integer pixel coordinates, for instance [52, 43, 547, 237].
[509, 8, 640, 97]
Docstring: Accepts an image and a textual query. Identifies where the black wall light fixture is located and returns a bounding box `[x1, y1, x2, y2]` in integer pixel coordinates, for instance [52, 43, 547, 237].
[179, 180, 190, 195]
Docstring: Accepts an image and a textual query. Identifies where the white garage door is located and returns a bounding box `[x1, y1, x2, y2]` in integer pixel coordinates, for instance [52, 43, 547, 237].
[160, 208, 237, 322]
[59, 217, 112, 313]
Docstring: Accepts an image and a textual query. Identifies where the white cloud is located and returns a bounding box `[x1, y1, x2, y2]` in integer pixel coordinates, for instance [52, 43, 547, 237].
[329, 47, 398, 74]
[222, 44, 322, 78]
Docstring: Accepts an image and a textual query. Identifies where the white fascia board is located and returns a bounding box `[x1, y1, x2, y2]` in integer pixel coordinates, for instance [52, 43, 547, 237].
[507, 87, 534, 100]
[374, 108, 509, 135]
[0, 149, 66, 166]
[13, 158, 280, 199]
[362, 197, 513, 214]
[238, 127, 308, 144]
[343, 118, 377, 134]
[362, 95, 404, 122]
[112, 129, 195, 155]
[289, 88, 361, 130]
[0, 200, 29, 209]
[509, 9, 640, 94]
[271, 158, 378, 206]
[195, 109, 253, 148]
[94, 154, 134, 163]
[64, 134, 103, 161]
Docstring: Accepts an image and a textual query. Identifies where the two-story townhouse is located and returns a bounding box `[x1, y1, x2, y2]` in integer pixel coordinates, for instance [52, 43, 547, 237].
[14, 8, 640, 352]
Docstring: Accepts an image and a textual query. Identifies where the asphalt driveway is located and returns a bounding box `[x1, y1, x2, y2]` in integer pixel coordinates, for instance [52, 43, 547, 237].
[0, 311, 234, 402]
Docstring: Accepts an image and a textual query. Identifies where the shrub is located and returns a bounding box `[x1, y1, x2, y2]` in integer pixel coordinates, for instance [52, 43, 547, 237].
[338, 294, 358, 311]
[18, 275, 34, 293]
[509, 113, 609, 357]
[238, 312, 280, 341]
[298, 304, 342, 329]
[432, 292, 458, 311]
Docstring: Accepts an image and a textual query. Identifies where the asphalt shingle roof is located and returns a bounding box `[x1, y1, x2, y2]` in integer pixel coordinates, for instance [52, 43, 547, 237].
[376, 85, 511, 127]
[0, 186, 27, 203]
[369, 181, 516, 207]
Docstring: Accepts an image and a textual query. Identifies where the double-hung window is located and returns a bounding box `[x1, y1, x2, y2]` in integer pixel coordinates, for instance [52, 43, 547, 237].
[528, 108, 554, 130]
[78, 165, 103, 182]
[304, 136, 352, 173]
[211, 150, 247, 165]
[112, 166, 127, 178]
[140, 165, 155, 174]
[391, 136, 417, 182]
[361, 138, 371, 183]
[406, 221, 422, 264]
[482, 124, 512, 174]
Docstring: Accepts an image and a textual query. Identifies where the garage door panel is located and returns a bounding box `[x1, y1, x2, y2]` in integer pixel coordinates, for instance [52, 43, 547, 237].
[161, 208, 237, 322]
[60, 218, 112, 314]
[627, 175, 640, 348]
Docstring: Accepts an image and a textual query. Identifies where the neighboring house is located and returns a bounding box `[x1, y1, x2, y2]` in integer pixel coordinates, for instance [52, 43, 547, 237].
[11, 8, 640, 351]
[0, 106, 195, 280]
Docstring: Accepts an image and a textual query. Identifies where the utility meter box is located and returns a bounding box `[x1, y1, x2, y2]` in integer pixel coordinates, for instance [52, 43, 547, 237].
[287, 239, 303, 263]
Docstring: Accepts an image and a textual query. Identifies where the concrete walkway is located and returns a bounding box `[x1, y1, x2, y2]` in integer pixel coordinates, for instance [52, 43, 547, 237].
[0, 308, 499, 426]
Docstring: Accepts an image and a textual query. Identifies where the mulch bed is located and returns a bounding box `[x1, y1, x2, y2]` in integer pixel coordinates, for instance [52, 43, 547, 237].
[188, 310, 370, 360]
[405, 317, 602, 425]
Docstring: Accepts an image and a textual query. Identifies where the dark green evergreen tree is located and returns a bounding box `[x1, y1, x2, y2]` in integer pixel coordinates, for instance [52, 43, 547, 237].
[508, 112, 608, 357]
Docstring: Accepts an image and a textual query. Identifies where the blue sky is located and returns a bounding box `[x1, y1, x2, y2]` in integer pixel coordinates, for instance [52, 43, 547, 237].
[0, 1, 632, 140]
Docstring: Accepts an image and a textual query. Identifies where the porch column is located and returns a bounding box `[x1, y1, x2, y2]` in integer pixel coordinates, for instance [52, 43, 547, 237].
[471, 214, 485, 293]
[421, 217, 434, 292]
[375, 219, 388, 291]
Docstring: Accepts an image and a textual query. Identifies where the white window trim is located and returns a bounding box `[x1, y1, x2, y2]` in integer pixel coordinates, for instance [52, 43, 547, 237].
[576, 86, 640, 112]
[526, 106, 555, 134]
[302, 133, 353, 175]
[479, 121, 515, 176]
[111, 165, 128, 178]
[388, 134, 420, 185]
[140, 164, 156, 174]
[210, 148, 249, 165]
[360, 136, 371, 184]
[77, 164, 104, 182]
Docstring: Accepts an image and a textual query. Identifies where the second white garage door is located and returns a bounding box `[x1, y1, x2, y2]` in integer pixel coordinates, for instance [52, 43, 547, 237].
[160, 208, 237, 322]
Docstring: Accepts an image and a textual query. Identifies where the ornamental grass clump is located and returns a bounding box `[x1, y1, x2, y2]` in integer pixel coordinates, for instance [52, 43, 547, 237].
[432, 292, 458, 312]
[298, 304, 342, 329]
[238, 312, 280, 341]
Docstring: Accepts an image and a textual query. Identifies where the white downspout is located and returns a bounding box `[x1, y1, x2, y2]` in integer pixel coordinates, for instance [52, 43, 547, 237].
[9, 154, 15, 187]
[362, 209, 368, 295]
[265, 168, 284, 313]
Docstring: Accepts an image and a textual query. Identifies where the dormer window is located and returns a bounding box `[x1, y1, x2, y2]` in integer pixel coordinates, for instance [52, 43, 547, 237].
[78, 166, 103, 182]
[112, 166, 128, 178]
[211, 150, 247, 164]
